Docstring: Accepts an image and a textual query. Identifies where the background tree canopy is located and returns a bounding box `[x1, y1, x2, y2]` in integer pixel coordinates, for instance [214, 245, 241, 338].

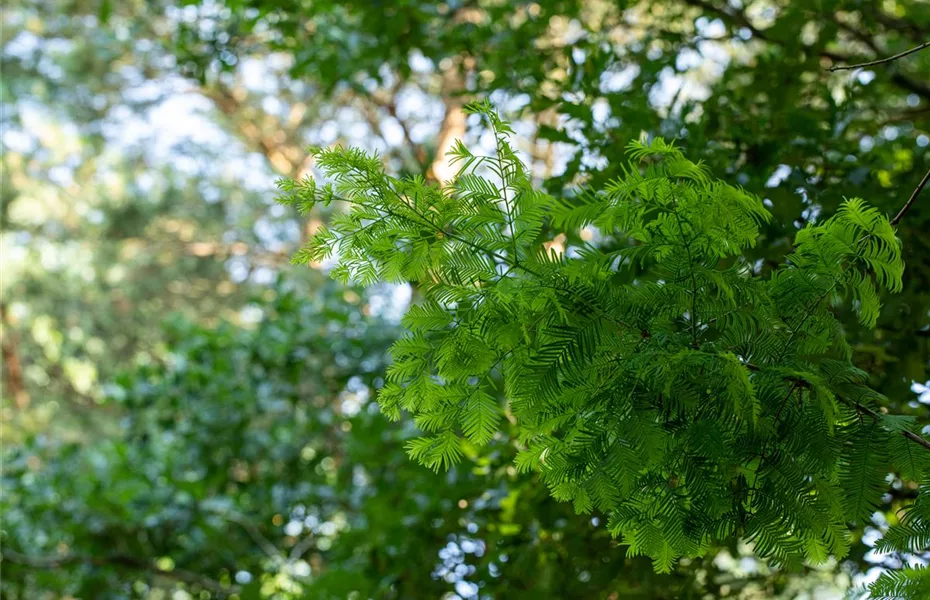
[1, 0, 928, 598]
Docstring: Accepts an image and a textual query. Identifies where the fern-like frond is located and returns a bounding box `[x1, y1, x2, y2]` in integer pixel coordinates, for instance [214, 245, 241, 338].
[280, 103, 922, 578]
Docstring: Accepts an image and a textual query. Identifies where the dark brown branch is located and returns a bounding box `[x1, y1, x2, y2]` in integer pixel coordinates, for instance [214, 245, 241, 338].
[838, 397, 930, 453]
[825, 19, 930, 98]
[1, 550, 239, 595]
[891, 165, 930, 226]
[742, 363, 930, 453]
[827, 41, 930, 71]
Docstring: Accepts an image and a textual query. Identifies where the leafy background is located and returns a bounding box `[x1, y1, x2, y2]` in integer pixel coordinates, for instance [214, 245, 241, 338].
[2, 0, 928, 598]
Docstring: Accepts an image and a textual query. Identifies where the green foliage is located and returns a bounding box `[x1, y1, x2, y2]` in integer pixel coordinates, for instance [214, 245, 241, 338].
[6, 282, 817, 600]
[1, 0, 308, 436]
[1, 283, 397, 599]
[869, 568, 930, 600]
[7, 0, 929, 596]
[280, 104, 926, 583]
[877, 485, 930, 556]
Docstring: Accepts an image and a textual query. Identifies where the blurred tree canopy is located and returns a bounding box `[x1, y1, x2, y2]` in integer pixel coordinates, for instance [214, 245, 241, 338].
[2, 285, 855, 599]
[1, 0, 928, 598]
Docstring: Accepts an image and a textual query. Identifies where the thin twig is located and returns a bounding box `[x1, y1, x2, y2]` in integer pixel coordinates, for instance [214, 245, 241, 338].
[288, 534, 317, 561]
[827, 40, 930, 71]
[212, 510, 283, 562]
[745, 381, 801, 513]
[891, 165, 930, 226]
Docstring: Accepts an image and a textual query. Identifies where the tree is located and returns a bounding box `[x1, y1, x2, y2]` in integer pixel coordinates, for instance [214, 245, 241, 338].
[183, 0, 929, 589]
[171, 0, 930, 490]
[1, 0, 250, 414]
[4, 0, 928, 597]
[278, 102, 930, 596]
[174, 0, 930, 393]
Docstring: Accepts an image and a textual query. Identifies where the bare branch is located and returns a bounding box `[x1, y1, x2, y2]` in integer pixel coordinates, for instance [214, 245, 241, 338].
[891, 166, 930, 226]
[827, 40, 930, 71]
[288, 534, 317, 561]
[210, 509, 284, 563]
[838, 397, 930, 453]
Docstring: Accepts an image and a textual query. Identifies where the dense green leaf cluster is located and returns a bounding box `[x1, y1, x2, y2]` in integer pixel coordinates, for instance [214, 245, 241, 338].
[279, 103, 928, 583]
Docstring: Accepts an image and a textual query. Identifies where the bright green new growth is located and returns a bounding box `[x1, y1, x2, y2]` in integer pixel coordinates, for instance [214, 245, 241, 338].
[277, 102, 928, 578]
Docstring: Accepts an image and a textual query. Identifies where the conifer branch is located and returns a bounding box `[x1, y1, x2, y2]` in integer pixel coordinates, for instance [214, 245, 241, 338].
[330, 185, 539, 278]
[775, 276, 843, 362]
[364, 162, 543, 279]
[453, 348, 515, 418]
[281, 107, 922, 574]
[494, 132, 519, 265]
